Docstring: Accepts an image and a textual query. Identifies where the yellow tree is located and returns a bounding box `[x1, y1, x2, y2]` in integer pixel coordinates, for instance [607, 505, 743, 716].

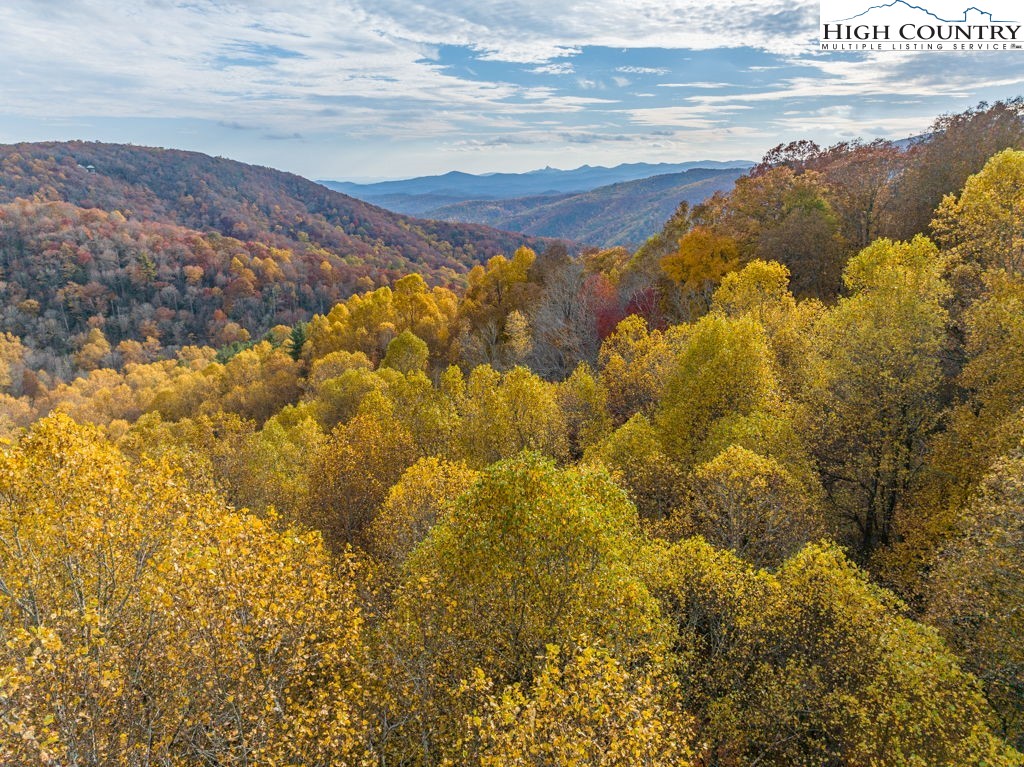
[675, 445, 824, 568]
[0, 414, 370, 767]
[587, 414, 684, 521]
[932, 148, 1024, 275]
[73, 327, 112, 371]
[660, 226, 740, 315]
[453, 644, 694, 767]
[710, 259, 824, 396]
[655, 313, 780, 471]
[306, 393, 418, 549]
[374, 453, 664, 765]
[597, 315, 682, 426]
[927, 444, 1024, 749]
[645, 538, 1018, 767]
[381, 329, 430, 375]
[456, 365, 568, 467]
[556, 363, 612, 460]
[366, 456, 479, 568]
[883, 270, 1024, 593]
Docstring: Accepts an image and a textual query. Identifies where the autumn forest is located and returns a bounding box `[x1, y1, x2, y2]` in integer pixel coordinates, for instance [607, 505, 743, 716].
[1, 100, 1024, 766]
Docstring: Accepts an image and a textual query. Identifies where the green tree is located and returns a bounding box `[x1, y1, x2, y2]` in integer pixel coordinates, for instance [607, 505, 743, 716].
[802, 236, 950, 562]
[646, 538, 1017, 767]
[382, 329, 430, 374]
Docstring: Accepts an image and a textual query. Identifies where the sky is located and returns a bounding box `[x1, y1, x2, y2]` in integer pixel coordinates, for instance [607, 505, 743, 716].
[2, 0, 1024, 180]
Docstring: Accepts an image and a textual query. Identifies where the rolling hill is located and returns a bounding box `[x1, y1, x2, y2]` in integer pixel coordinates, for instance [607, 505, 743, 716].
[424, 167, 746, 247]
[0, 141, 555, 370]
[0, 141, 550, 287]
[320, 160, 753, 215]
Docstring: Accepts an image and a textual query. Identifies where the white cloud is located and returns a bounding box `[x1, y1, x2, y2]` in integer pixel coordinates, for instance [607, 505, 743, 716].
[0, 0, 820, 131]
[620, 103, 753, 129]
[617, 66, 669, 74]
[1, 0, 1021, 177]
[530, 62, 576, 75]
[657, 82, 734, 88]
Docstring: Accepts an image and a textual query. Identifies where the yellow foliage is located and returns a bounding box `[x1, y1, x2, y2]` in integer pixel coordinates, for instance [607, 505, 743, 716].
[645, 538, 1014, 766]
[366, 456, 478, 567]
[933, 148, 1024, 275]
[674, 445, 824, 568]
[0, 414, 370, 766]
[453, 644, 694, 767]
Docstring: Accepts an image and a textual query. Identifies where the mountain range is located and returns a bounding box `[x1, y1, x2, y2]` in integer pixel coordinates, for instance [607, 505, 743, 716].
[320, 160, 752, 214]
[426, 167, 747, 247]
[321, 160, 753, 247]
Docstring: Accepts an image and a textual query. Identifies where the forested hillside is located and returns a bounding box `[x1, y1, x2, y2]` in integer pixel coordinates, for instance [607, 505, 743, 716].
[0, 142, 555, 377]
[2, 101, 1024, 767]
[426, 167, 746, 247]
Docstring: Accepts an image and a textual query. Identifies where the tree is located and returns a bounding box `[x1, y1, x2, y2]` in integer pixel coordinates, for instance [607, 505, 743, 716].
[645, 538, 1018, 767]
[453, 644, 694, 767]
[455, 247, 538, 368]
[287, 321, 308, 360]
[555, 363, 612, 461]
[382, 329, 429, 375]
[73, 327, 112, 371]
[890, 98, 1024, 240]
[456, 365, 568, 467]
[933, 148, 1024, 275]
[801, 236, 950, 563]
[307, 394, 418, 549]
[655, 313, 778, 471]
[660, 226, 739, 317]
[0, 414, 369, 766]
[883, 270, 1024, 593]
[366, 457, 479, 568]
[376, 453, 664, 764]
[695, 166, 845, 299]
[927, 444, 1024, 749]
[588, 414, 684, 522]
[597, 315, 681, 426]
[710, 259, 823, 396]
[676, 445, 824, 568]
[815, 139, 903, 249]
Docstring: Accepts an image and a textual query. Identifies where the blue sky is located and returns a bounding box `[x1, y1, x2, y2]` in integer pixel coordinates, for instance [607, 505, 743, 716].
[1, 1, 1024, 180]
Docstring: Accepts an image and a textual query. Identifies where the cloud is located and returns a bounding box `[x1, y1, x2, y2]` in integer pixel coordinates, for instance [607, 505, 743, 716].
[617, 65, 669, 75]
[531, 62, 576, 75]
[0, 0, 1021, 178]
[621, 103, 753, 129]
[218, 120, 260, 131]
[657, 82, 734, 88]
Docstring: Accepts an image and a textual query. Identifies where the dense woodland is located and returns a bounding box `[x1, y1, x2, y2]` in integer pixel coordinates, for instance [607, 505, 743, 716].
[0, 140, 548, 377]
[2, 100, 1024, 766]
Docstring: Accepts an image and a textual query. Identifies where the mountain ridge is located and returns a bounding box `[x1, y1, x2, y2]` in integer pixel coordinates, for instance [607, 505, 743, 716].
[0, 140, 554, 287]
[320, 159, 754, 211]
[425, 167, 746, 247]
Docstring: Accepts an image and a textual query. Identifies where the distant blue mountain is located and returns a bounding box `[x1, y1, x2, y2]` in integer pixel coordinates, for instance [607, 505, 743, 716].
[319, 160, 754, 214]
[421, 167, 748, 248]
